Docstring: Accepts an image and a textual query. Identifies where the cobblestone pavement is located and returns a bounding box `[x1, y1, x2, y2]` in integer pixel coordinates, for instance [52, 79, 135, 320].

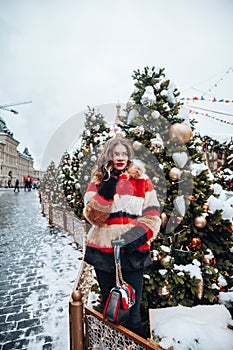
[0, 189, 83, 350]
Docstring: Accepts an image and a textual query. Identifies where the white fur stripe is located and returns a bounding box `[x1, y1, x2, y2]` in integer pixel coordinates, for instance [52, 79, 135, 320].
[87, 223, 135, 247]
[144, 189, 160, 209]
[84, 191, 96, 205]
[87, 215, 161, 248]
[111, 194, 144, 216]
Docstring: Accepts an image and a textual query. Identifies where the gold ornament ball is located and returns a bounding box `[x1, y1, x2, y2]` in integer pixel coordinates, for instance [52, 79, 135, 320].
[169, 167, 181, 181]
[194, 215, 207, 228]
[169, 123, 193, 144]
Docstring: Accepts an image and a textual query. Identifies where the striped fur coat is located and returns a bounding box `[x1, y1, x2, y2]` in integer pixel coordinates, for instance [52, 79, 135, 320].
[83, 165, 161, 272]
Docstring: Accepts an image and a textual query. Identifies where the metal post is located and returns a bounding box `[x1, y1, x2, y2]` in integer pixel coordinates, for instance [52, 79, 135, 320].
[69, 290, 84, 350]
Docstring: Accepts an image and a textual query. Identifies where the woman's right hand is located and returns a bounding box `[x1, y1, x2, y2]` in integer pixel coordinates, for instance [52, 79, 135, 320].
[98, 168, 119, 200]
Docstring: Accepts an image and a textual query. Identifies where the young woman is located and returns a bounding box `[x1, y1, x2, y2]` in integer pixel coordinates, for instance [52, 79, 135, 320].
[83, 137, 161, 337]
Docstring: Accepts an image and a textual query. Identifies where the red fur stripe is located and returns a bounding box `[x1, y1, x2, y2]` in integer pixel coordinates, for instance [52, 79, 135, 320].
[86, 182, 99, 192]
[105, 217, 136, 225]
[143, 208, 160, 216]
[93, 193, 114, 206]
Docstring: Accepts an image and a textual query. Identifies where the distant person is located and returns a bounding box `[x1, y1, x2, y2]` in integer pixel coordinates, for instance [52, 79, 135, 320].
[27, 175, 32, 191]
[7, 176, 12, 188]
[24, 176, 27, 191]
[33, 178, 40, 190]
[7, 171, 12, 188]
[24, 175, 32, 191]
[14, 178, 20, 192]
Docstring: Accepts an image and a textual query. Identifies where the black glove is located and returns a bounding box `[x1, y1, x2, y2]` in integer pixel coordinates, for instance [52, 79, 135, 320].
[111, 226, 147, 252]
[97, 170, 119, 200]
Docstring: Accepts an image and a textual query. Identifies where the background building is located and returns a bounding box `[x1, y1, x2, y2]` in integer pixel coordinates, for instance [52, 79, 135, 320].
[0, 116, 43, 187]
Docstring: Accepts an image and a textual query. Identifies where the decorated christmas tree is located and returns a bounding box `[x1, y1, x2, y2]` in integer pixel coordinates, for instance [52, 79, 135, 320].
[56, 152, 73, 209]
[62, 106, 111, 218]
[115, 67, 233, 314]
[40, 158, 70, 209]
[40, 160, 59, 204]
[213, 139, 233, 191]
[58, 67, 232, 333]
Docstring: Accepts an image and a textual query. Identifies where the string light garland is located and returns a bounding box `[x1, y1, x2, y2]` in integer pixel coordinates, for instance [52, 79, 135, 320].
[204, 66, 233, 95]
[179, 68, 233, 126]
[188, 66, 233, 97]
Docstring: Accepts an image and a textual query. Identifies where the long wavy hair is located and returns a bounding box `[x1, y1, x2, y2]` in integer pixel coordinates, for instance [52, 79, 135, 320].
[92, 137, 142, 184]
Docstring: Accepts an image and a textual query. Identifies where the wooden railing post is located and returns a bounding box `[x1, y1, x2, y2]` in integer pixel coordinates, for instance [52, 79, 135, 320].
[63, 209, 67, 232]
[48, 203, 53, 226]
[69, 290, 84, 350]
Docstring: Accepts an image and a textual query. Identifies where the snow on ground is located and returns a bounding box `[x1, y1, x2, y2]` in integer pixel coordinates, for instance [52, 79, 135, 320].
[150, 304, 233, 350]
[25, 233, 83, 349]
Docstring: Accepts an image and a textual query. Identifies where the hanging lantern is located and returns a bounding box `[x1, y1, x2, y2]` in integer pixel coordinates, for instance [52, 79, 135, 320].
[141, 86, 156, 106]
[204, 251, 216, 266]
[169, 167, 182, 181]
[160, 255, 171, 265]
[150, 133, 164, 154]
[204, 255, 216, 266]
[202, 203, 209, 212]
[158, 285, 170, 297]
[169, 123, 193, 144]
[194, 215, 207, 228]
[152, 250, 160, 261]
[189, 237, 202, 250]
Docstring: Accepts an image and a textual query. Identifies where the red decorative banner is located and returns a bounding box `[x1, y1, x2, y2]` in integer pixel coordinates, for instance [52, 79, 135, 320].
[188, 108, 233, 126]
[180, 97, 233, 103]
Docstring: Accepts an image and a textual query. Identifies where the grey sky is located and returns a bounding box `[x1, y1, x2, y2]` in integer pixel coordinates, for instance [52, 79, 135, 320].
[0, 0, 233, 169]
